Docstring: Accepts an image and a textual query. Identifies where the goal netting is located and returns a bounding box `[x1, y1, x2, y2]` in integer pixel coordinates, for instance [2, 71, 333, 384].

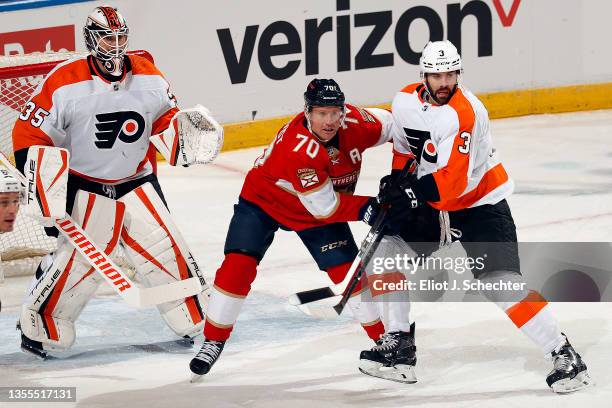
[0, 50, 150, 277]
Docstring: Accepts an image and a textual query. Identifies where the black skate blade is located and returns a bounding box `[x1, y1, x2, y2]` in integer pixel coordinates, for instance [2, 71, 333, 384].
[21, 344, 48, 360]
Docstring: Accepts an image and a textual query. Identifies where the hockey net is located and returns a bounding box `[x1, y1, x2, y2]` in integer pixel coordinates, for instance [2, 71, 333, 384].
[0, 50, 151, 277]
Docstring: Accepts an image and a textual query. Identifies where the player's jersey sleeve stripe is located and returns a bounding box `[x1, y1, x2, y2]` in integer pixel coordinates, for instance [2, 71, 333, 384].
[429, 163, 509, 211]
[276, 177, 340, 219]
[151, 107, 179, 136]
[391, 148, 415, 170]
[431, 89, 476, 201]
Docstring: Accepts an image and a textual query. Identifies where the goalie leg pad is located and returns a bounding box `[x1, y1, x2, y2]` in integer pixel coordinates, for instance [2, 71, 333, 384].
[20, 249, 95, 351]
[19, 191, 125, 351]
[23, 146, 69, 223]
[120, 183, 207, 336]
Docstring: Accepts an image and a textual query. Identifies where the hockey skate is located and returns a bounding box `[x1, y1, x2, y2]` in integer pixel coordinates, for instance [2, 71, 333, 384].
[16, 322, 47, 360]
[359, 322, 417, 384]
[189, 339, 225, 382]
[546, 334, 593, 393]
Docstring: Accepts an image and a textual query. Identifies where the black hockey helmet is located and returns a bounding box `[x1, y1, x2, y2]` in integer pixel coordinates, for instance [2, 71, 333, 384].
[304, 79, 345, 112]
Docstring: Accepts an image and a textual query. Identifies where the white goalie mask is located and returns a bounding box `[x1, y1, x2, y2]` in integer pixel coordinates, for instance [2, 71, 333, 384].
[83, 6, 129, 76]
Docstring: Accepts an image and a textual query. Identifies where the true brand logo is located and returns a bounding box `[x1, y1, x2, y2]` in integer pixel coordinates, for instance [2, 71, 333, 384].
[217, 0, 521, 84]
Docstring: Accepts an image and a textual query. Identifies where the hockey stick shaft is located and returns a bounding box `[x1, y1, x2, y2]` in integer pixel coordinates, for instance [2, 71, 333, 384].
[0, 152, 203, 307]
[288, 208, 387, 318]
[289, 159, 415, 317]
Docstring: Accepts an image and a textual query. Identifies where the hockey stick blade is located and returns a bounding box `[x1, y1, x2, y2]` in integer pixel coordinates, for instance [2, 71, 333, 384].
[289, 158, 415, 317]
[288, 287, 336, 306]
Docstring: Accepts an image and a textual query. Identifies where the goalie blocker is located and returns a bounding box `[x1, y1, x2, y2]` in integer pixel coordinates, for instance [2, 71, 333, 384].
[13, 146, 208, 355]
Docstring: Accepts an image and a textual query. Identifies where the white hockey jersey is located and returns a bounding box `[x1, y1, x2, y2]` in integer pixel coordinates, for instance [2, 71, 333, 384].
[390, 82, 513, 211]
[12, 54, 178, 184]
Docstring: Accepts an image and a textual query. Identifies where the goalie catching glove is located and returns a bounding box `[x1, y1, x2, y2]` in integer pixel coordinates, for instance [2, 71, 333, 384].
[151, 105, 224, 166]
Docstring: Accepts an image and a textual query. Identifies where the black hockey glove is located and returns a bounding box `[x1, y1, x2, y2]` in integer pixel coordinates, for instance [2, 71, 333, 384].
[377, 173, 420, 210]
[359, 196, 417, 236]
[359, 197, 381, 226]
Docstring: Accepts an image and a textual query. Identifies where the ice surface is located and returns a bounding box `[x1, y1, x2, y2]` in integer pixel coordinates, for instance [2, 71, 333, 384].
[1, 110, 611, 407]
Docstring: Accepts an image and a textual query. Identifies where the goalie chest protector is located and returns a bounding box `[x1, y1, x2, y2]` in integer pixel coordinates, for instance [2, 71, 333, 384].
[12, 54, 178, 183]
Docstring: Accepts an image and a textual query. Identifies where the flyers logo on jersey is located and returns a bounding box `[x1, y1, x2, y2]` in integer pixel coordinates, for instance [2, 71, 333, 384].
[422, 139, 438, 163]
[94, 111, 146, 149]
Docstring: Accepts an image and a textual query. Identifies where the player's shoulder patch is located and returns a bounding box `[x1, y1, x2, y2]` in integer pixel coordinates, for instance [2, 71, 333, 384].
[296, 168, 320, 189]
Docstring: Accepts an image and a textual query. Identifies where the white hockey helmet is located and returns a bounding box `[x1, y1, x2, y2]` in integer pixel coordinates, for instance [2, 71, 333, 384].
[83, 5, 129, 76]
[419, 40, 462, 74]
[0, 166, 20, 194]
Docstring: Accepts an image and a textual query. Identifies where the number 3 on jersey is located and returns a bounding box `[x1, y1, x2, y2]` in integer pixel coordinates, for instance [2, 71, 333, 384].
[19, 101, 49, 128]
[458, 131, 471, 154]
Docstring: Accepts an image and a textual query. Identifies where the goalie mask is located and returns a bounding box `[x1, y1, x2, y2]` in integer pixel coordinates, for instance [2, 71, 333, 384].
[83, 6, 129, 76]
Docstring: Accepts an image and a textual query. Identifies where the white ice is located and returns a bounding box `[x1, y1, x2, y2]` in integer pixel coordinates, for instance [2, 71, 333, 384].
[1, 110, 612, 407]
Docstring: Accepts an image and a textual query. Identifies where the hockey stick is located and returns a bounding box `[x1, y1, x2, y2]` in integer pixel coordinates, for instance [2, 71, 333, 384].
[288, 160, 414, 318]
[288, 207, 387, 318]
[0, 153, 203, 307]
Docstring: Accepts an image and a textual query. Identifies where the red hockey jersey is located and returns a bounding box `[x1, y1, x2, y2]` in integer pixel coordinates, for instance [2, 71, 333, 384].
[240, 104, 394, 231]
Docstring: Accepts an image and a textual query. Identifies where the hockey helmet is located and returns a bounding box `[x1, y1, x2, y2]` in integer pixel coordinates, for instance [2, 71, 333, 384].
[304, 79, 345, 112]
[0, 166, 21, 194]
[83, 6, 129, 76]
[419, 40, 462, 74]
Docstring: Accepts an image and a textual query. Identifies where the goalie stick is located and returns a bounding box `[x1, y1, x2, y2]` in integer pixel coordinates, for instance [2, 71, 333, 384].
[0, 152, 204, 308]
[288, 160, 414, 318]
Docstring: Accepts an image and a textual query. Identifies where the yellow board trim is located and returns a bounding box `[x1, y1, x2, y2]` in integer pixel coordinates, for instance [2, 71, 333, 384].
[157, 82, 612, 159]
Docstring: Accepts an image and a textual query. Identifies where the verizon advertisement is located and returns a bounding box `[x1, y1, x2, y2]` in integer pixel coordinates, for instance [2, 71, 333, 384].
[0, 0, 609, 123]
